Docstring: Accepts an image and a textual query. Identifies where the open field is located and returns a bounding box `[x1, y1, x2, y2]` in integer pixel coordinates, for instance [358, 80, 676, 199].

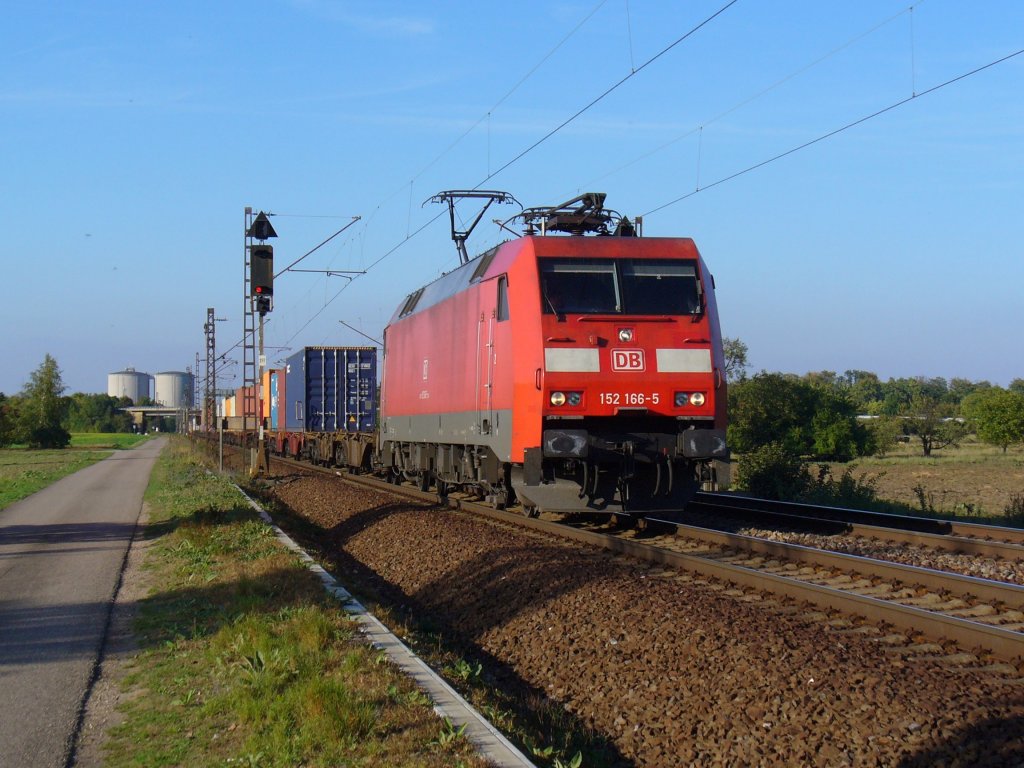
[849, 440, 1024, 519]
[98, 439, 484, 768]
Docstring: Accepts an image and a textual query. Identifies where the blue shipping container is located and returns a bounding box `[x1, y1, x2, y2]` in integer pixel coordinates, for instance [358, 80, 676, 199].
[269, 370, 282, 431]
[284, 346, 377, 433]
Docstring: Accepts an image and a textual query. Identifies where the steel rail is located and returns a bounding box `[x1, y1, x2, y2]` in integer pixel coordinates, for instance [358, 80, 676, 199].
[697, 492, 1024, 543]
[658, 520, 1024, 608]
[690, 495, 1024, 561]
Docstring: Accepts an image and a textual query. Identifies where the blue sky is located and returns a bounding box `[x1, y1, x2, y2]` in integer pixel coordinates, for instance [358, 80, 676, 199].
[2, 0, 1021, 395]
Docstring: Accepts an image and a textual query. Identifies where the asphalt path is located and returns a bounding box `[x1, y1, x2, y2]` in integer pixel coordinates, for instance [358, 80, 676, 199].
[0, 437, 166, 768]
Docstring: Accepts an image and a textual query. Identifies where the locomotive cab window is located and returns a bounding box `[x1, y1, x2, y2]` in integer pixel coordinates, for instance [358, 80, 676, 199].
[540, 258, 701, 316]
[540, 259, 619, 315]
[620, 260, 701, 315]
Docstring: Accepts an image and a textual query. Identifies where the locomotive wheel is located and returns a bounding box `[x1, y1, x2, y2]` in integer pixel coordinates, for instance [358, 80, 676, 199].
[521, 504, 540, 519]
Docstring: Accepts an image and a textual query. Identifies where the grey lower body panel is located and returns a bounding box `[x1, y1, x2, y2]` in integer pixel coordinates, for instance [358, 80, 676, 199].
[382, 409, 513, 462]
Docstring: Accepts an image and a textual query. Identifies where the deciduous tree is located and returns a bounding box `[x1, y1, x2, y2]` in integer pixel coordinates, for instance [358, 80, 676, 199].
[0, 393, 19, 448]
[902, 390, 965, 456]
[722, 337, 750, 382]
[18, 354, 71, 449]
[962, 388, 1024, 452]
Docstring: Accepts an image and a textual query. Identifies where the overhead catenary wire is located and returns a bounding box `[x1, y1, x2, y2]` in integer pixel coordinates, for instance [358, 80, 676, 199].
[262, 3, 737, 357]
[573, 1, 926, 195]
[353, 0, 610, 238]
[642, 45, 1024, 218]
[329, 0, 739, 290]
[472, 0, 740, 190]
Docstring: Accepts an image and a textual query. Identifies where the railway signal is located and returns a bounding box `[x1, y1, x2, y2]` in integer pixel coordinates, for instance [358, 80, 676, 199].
[250, 244, 274, 300]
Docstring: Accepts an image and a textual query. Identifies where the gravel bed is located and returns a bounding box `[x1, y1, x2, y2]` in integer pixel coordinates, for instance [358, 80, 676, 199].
[681, 510, 1024, 585]
[738, 528, 1024, 584]
[264, 468, 1024, 767]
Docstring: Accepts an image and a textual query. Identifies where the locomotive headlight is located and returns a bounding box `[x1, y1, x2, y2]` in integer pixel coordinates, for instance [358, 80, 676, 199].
[618, 328, 634, 343]
[674, 392, 689, 407]
[690, 392, 706, 407]
[567, 391, 582, 406]
[550, 391, 567, 406]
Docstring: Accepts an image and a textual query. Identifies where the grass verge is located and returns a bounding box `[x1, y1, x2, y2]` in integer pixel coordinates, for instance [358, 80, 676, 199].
[0, 449, 111, 511]
[101, 439, 486, 768]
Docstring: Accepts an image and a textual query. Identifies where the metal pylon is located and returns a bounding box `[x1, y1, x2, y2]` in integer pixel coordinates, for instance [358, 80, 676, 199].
[204, 308, 216, 431]
[242, 208, 257, 439]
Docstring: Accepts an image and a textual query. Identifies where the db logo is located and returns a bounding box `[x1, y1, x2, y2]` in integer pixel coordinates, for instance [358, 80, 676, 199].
[611, 349, 645, 371]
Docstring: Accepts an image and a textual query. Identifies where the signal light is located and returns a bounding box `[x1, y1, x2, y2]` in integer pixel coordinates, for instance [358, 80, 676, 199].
[250, 244, 274, 298]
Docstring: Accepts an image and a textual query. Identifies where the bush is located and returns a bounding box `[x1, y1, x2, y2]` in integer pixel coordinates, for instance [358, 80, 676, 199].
[803, 464, 882, 509]
[729, 373, 870, 460]
[734, 443, 809, 500]
[866, 417, 904, 457]
[25, 425, 71, 449]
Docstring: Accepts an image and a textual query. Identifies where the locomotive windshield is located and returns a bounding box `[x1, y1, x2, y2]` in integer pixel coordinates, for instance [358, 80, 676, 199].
[540, 258, 701, 316]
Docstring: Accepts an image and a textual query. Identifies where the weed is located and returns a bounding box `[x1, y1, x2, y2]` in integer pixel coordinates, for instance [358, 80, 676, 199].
[447, 658, 484, 683]
[913, 484, 937, 514]
[432, 717, 468, 747]
[555, 753, 584, 768]
[1005, 494, 1024, 527]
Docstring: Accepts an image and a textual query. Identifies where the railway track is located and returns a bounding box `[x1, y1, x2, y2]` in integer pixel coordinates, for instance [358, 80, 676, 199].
[689, 492, 1024, 561]
[252, 451, 1024, 664]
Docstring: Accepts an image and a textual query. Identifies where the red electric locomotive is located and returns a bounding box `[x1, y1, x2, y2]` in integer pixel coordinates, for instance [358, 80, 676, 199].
[379, 193, 728, 516]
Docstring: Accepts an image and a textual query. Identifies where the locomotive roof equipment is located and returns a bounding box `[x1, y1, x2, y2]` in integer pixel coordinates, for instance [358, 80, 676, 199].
[426, 190, 521, 265]
[509, 192, 640, 237]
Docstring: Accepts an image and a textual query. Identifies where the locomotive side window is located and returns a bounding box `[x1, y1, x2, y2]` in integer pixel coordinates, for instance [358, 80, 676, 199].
[399, 288, 424, 318]
[496, 275, 510, 321]
[620, 260, 701, 315]
[540, 259, 619, 314]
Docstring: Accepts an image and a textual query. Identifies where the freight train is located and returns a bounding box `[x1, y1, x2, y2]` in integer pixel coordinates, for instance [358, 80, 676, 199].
[224, 193, 729, 517]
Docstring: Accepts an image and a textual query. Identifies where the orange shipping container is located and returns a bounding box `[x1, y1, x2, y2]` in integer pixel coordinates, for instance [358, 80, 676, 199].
[234, 386, 258, 418]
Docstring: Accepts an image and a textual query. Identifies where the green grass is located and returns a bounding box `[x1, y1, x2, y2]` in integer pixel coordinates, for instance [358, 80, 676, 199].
[70, 432, 151, 450]
[0, 449, 112, 511]
[101, 438, 486, 768]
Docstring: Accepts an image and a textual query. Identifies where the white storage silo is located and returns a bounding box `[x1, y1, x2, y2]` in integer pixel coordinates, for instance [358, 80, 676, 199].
[153, 371, 194, 407]
[107, 368, 151, 404]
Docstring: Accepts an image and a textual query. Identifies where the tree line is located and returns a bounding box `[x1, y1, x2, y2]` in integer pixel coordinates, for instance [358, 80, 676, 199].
[724, 338, 1024, 460]
[0, 355, 136, 449]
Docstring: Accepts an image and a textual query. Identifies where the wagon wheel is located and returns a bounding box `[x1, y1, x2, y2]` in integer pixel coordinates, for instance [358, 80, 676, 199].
[436, 479, 450, 500]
